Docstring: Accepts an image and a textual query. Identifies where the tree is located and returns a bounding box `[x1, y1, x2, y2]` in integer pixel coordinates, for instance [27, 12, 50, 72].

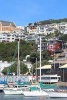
[34, 22, 37, 26]
[28, 23, 32, 26]
[59, 34, 67, 43]
[42, 50, 51, 60]
[54, 30, 62, 37]
[0, 40, 36, 62]
[36, 18, 67, 25]
[2, 67, 8, 75]
[46, 33, 54, 39]
[29, 52, 39, 64]
[2, 61, 29, 75]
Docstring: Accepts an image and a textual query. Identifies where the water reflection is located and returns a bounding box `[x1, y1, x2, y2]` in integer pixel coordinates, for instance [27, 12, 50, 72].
[0, 93, 67, 100]
[3, 94, 50, 100]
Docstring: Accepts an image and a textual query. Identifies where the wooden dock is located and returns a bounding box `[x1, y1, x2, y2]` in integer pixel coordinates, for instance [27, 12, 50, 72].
[56, 82, 67, 86]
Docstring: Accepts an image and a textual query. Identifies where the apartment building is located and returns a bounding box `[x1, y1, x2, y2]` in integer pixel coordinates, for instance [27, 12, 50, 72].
[0, 33, 16, 42]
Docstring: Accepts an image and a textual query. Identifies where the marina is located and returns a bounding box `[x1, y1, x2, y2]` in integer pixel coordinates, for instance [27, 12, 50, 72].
[0, 37, 66, 98]
[0, 37, 67, 98]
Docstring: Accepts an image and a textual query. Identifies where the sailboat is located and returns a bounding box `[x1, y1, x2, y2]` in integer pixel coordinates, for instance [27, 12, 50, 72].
[23, 36, 48, 97]
[38, 41, 67, 98]
[3, 41, 23, 95]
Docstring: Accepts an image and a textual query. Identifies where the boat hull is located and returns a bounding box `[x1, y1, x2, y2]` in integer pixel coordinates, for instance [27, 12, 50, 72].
[23, 90, 48, 97]
[4, 88, 23, 95]
[47, 91, 67, 98]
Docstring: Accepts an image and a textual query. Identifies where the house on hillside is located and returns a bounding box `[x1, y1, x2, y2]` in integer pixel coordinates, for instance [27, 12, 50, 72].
[0, 20, 17, 33]
[47, 40, 62, 54]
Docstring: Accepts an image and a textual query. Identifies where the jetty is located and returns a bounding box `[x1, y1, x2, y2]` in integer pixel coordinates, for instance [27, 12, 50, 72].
[56, 82, 67, 87]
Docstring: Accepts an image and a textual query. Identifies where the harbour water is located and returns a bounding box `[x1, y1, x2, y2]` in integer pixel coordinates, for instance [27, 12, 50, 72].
[0, 93, 67, 100]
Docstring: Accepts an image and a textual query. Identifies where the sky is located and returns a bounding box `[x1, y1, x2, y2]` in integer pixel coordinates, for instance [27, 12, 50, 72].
[0, 0, 67, 26]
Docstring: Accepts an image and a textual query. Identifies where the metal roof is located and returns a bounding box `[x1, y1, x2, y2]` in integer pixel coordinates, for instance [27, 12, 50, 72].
[59, 64, 67, 69]
[37, 65, 51, 69]
[0, 20, 16, 27]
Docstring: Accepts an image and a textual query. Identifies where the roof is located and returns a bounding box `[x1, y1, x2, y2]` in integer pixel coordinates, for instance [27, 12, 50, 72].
[37, 65, 51, 69]
[53, 60, 67, 64]
[0, 20, 16, 27]
[59, 64, 67, 69]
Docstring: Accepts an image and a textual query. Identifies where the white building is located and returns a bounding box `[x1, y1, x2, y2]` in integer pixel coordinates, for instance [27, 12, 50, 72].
[0, 33, 7, 42]
[36, 25, 56, 35]
[7, 33, 16, 42]
[0, 33, 16, 42]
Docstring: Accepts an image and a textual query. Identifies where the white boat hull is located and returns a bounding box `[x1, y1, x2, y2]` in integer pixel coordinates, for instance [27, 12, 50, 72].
[47, 91, 67, 98]
[4, 88, 23, 95]
[23, 90, 48, 97]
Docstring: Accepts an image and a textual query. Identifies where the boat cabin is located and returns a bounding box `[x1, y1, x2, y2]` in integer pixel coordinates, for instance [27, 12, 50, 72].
[38, 74, 61, 84]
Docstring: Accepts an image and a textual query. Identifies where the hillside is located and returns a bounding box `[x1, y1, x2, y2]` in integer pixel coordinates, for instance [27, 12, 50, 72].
[35, 18, 67, 25]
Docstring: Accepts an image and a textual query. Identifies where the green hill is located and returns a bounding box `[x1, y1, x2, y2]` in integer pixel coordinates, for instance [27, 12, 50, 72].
[35, 18, 67, 25]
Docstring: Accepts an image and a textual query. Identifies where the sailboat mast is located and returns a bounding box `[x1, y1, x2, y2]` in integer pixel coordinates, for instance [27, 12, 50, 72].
[40, 36, 41, 83]
[17, 41, 20, 77]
